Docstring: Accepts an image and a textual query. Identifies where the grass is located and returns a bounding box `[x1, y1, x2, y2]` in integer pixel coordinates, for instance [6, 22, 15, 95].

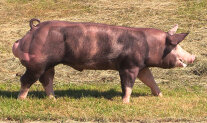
[0, 82, 206, 122]
[0, 0, 207, 122]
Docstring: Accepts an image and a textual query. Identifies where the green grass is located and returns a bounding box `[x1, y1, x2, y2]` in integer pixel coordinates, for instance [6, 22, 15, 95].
[0, 82, 206, 122]
[0, 0, 207, 122]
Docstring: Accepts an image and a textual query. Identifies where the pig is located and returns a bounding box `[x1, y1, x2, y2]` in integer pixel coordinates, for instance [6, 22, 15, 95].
[12, 19, 195, 103]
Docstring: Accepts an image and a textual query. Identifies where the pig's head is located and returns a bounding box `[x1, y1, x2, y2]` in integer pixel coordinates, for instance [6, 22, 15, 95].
[161, 33, 195, 68]
[146, 24, 195, 68]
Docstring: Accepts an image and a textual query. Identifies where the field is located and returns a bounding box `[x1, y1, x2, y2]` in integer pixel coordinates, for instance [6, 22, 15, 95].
[0, 0, 207, 122]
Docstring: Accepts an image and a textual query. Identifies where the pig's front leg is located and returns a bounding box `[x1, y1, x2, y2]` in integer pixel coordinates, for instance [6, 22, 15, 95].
[138, 67, 163, 97]
[119, 67, 139, 103]
[39, 68, 55, 99]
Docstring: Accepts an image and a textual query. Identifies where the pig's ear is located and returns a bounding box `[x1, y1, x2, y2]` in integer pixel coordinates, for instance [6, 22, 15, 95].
[167, 33, 189, 45]
[168, 24, 178, 35]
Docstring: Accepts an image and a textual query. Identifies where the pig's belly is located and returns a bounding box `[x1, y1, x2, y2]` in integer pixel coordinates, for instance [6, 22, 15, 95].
[63, 60, 117, 71]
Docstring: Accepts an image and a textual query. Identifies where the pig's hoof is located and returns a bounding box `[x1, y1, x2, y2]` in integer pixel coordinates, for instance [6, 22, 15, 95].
[48, 95, 56, 100]
[152, 92, 163, 97]
[122, 98, 130, 104]
[158, 93, 163, 97]
[17, 96, 27, 100]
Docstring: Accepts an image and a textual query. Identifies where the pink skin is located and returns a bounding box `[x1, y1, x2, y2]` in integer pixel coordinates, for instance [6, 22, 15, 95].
[122, 68, 162, 103]
[12, 41, 19, 58]
[12, 41, 30, 62]
[122, 87, 132, 103]
[168, 24, 195, 67]
[138, 67, 162, 97]
[172, 45, 195, 67]
[18, 84, 30, 100]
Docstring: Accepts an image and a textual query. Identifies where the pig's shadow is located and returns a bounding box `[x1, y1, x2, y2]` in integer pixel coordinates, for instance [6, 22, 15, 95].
[0, 88, 149, 100]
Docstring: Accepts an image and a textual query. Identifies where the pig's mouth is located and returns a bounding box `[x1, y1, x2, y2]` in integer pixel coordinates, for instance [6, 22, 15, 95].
[178, 59, 187, 67]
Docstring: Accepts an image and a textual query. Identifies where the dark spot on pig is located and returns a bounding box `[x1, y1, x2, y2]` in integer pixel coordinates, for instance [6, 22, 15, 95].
[64, 26, 83, 50]
[39, 27, 65, 68]
[118, 31, 147, 52]
[79, 35, 92, 60]
[96, 32, 112, 57]
[62, 26, 84, 59]
[118, 32, 137, 50]
[162, 46, 174, 59]
[117, 31, 148, 69]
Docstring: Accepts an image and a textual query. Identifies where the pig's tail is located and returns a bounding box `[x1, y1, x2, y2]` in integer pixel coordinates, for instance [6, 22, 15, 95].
[29, 18, 40, 29]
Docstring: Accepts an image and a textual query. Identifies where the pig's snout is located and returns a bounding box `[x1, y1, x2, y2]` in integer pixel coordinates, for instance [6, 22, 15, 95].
[184, 54, 195, 64]
[190, 55, 195, 64]
[178, 55, 195, 68]
[174, 45, 195, 67]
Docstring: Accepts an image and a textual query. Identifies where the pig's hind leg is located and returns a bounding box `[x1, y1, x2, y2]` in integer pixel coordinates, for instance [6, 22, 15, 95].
[138, 67, 163, 97]
[39, 67, 55, 99]
[18, 66, 45, 99]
